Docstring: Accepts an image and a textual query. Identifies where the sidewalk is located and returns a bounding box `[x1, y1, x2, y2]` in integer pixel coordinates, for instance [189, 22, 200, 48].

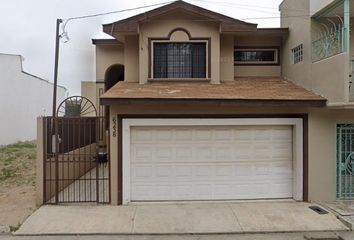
[15, 201, 348, 235]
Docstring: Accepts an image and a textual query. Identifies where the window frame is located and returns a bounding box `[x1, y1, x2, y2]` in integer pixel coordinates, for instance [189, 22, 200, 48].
[150, 40, 209, 80]
[234, 47, 280, 66]
[291, 44, 303, 64]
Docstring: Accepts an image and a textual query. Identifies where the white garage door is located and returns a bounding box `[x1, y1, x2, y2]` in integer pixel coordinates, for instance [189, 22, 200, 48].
[130, 125, 293, 201]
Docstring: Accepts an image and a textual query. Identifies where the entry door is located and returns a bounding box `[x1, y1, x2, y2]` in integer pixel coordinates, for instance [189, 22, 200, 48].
[129, 125, 293, 201]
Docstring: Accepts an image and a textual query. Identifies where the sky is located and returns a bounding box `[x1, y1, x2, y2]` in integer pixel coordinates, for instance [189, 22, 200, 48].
[0, 0, 283, 95]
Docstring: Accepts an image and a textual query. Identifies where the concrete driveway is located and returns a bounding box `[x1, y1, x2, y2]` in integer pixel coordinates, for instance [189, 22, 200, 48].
[15, 201, 348, 235]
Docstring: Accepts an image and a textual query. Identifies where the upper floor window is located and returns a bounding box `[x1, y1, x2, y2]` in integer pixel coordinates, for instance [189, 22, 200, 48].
[234, 48, 279, 65]
[291, 44, 303, 64]
[153, 42, 207, 79]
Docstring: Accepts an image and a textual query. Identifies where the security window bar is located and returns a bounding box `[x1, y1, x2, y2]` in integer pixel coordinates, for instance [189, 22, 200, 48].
[337, 124, 354, 199]
[153, 43, 207, 78]
[234, 48, 279, 65]
[291, 44, 303, 64]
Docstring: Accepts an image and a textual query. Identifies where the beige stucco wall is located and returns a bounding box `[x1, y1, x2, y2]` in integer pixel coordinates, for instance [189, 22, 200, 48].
[96, 45, 124, 81]
[106, 105, 354, 204]
[281, 0, 312, 90]
[81, 81, 105, 116]
[311, 53, 350, 103]
[138, 10, 220, 84]
[220, 35, 234, 81]
[81, 81, 97, 115]
[124, 35, 139, 82]
[234, 36, 282, 77]
[234, 66, 281, 77]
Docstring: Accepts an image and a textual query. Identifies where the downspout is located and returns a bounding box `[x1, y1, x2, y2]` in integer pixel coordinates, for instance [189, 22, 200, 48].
[343, 0, 350, 53]
[343, 0, 352, 101]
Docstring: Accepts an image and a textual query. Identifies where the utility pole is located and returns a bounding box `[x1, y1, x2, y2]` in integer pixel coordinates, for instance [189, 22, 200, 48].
[52, 19, 62, 117]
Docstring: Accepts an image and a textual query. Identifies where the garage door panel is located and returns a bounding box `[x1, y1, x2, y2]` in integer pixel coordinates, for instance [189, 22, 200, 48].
[130, 126, 293, 201]
[131, 163, 292, 182]
[132, 144, 291, 163]
[131, 181, 293, 201]
[131, 126, 292, 142]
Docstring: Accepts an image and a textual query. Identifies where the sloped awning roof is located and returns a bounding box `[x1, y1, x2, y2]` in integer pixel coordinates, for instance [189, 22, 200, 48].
[103, 0, 258, 35]
[100, 78, 327, 107]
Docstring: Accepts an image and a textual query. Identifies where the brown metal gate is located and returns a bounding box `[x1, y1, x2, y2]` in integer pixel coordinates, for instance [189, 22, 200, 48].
[42, 117, 110, 204]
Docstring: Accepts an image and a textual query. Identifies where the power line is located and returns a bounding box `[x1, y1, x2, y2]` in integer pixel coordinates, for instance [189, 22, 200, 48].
[61, 1, 176, 40]
[112, 15, 310, 23]
[59, 0, 312, 42]
[190, 0, 279, 15]
[191, 0, 309, 13]
[64, 1, 175, 21]
[240, 15, 310, 20]
[192, 0, 278, 11]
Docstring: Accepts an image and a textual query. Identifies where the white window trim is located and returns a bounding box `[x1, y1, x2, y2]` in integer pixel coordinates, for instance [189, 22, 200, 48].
[234, 48, 279, 65]
[122, 118, 303, 204]
[150, 40, 209, 79]
[291, 44, 303, 64]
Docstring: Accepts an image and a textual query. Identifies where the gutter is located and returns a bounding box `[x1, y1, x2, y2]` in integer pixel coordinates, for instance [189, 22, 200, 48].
[327, 102, 354, 109]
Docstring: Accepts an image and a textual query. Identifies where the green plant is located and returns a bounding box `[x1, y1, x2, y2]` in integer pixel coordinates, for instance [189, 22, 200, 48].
[27, 152, 36, 160]
[9, 223, 21, 232]
[1, 168, 14, 179]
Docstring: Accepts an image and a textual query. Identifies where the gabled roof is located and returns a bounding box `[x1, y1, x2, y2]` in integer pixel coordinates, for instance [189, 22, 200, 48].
[103, 0, 258, 35]
[100, 78, 327, 107]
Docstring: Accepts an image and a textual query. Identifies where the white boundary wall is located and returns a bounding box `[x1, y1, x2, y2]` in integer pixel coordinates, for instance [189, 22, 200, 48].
[0, 53, 67, 145]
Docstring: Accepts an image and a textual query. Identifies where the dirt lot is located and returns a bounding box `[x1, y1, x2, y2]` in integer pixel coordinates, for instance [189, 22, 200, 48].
[0, 141, 37, 230]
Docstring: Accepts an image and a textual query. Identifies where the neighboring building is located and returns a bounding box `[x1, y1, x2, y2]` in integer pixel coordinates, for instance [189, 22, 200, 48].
[280, 0, 354, 200]
[41, 0, 354, 206]
[0, 53, 67, 145]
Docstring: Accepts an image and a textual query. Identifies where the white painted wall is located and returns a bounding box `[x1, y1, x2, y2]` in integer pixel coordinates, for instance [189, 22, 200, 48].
[0, 53, 67, 145]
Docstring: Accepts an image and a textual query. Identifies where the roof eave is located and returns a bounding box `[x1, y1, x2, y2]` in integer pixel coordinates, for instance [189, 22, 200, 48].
[92, 39, 124, 45]
[100, 98, 327, 107]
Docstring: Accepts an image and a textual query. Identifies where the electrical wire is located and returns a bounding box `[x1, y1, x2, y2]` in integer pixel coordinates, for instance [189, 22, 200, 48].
[61, 1, 176, 40]
[60, 0, 313, 42]
[191, 0, 279, 15]
[190, 0, 309, 13]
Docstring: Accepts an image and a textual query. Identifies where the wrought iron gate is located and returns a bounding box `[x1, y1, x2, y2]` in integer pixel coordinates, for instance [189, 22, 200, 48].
[43, 117, 110, 204]
[337, 124, 354, 199]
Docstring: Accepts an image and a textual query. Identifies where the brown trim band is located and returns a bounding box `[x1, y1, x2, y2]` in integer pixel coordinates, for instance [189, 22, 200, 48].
[117, 114, 309, 205]
[101, 98, 326, 107]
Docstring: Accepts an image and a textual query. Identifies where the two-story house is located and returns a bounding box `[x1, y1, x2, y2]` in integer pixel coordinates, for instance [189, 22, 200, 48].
[75, 0, 354, 206]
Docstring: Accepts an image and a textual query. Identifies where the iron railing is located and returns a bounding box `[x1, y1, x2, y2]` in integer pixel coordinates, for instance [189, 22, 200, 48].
[43, 116, 110, 204]
[312, 25, 345, 62]
[337, 124, 354, 199]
